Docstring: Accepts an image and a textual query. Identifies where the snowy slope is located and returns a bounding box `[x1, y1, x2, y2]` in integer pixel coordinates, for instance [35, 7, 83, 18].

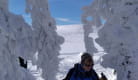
[57, 24, 86, 53]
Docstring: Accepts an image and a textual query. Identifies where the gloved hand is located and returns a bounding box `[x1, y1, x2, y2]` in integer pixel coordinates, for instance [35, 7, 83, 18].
[99, 73, 108, 80]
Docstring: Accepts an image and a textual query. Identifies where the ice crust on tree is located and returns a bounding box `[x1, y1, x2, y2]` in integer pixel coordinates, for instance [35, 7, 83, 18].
[0, 0, 64, 80]
[26, 0, 64, 80]
[0, 0, 8, 11]
[0, 0, 35, 80]
[82, 0, 138, 80]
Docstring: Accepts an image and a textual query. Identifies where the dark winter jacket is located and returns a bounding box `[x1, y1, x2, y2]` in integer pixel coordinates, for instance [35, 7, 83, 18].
[63, 63, 99, 80]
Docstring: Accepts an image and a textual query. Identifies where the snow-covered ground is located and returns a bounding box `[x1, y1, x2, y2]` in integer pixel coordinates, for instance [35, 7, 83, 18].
[56, 24, 86, 54]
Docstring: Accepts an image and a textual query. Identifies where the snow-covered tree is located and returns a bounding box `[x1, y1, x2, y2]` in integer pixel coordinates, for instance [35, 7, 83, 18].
[97, 1, 138, 80]
[0, 0, 8, 11]
[81, 0, 103, 54]
[82, 0, 138, 80]
[26, 0, 64, 80]
[0, 0, 35, 80]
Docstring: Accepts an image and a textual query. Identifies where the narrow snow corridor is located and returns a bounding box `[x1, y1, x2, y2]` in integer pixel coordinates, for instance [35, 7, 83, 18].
[89, 26, 117, 80]
[56, 24, 116, 80]
[56, 24, 86, 80]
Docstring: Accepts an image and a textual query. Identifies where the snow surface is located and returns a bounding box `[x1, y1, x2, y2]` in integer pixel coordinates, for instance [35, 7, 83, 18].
[57, 24, 86, 53]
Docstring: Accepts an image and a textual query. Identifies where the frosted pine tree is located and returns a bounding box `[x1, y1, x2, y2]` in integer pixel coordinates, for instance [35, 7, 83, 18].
[82, 0, 138, 80]
[0, 0, 35, 80]
[81, 0, 103, 54]
[26, 0, 64, 80]
[96, 0, 138, 80]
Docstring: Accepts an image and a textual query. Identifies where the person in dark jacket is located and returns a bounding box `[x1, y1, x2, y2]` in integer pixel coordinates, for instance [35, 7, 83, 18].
[63, 52, 107, 80]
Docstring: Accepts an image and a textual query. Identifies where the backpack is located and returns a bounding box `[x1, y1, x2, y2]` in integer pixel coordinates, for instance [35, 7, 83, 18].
[63, 63, 99, 80]
[63, 64, 77, 80]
